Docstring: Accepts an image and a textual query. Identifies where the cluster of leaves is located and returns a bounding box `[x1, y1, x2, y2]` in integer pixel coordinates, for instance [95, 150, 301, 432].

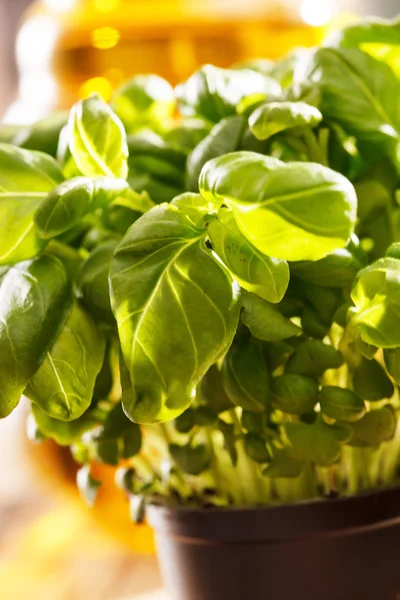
[2, 14, 400, 510]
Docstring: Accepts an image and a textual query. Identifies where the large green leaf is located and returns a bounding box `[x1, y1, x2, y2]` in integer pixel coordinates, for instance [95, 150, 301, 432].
[26, 305, 105, 421]
[199, 152, 357, 261]
[31, 404, 98, 446]
[35, 177, 130, 239]
[294, 47, 400, 159]
[67, 94, 128, 179]
[271, 373, 318, 415]
[176, 65, 281, 122]
[0, 143, 64, 265]
[208, 208, 289, 303]
[249, 101, 322, 141]
[348, 407, 396, 447]
[110, 204, 241, 423]
[349, 257, 400, 348]
[0, 256, 71, 418]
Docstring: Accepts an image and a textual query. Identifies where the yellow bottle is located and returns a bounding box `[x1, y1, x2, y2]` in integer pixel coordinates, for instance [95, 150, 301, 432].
[13, 0, 329, 120]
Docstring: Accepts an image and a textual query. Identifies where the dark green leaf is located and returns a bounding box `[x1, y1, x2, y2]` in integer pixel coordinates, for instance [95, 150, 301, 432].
[244, 433, 270, 463]
[352, 357, 394, 401]
[241, 291, 302, 342]
[222, 338, 269, 413]
[263, 449, 305, 478]
[286, 417, 353, 466]
[319, 386, 366, 422]
[272, 373, 318, 415]
[348, 407, 396, 447]
[286, 340, 344, 376]
[201, 364, 234, 414]
[185, 116, 244, 192]
[169, 443, 210, 475]
[0, 256, 71, 418]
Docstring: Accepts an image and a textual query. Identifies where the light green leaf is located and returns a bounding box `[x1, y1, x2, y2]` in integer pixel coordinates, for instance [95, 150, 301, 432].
[35, 176, 130, 239]
[249, 101, 322, 140]
[199, 151, 357, 261]
[170, 193, 216, 228]
[185, 116, 245, 192]
[0, 143, 64, 264]
[222, 338, 269, 413]
[110, 203, 241, 423]
[26, 305, 105, 421]
[0, 256, 71, 418]
[208, 208, 289, 303]
[112, 74, 175, 133]
[176, 65, 281, 123]
[241, 291, 302, 341]
[67, 94, 128, 179]
[349, 257, 400, 348]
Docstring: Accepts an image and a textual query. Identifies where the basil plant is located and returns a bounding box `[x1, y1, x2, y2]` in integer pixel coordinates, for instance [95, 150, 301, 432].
[2, 13, 400, 515]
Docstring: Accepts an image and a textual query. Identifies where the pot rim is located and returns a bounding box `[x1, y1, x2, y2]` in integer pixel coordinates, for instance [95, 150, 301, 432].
[147, 483, 400, 544]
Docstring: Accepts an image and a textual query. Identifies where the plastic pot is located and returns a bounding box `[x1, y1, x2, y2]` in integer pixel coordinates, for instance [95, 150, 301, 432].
[148, 485, 400, 600]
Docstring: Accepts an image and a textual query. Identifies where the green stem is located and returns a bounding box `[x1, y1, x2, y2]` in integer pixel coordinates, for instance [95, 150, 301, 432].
[206, 429, 222, 495]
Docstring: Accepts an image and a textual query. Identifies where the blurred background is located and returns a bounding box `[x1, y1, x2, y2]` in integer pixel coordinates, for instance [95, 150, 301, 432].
[0, 1, 399, 599]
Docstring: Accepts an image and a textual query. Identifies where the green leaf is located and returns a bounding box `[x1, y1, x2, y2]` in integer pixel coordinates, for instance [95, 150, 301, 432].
[294, 47, 400, 160]
[249, 101, 322, 140]
[25, 305, 105, 421]
[349, 258, 400, 348]
[12, 112, 68, 157]
[286, 340, 344, 376]
[244, 434, 270, 463]
[176, 65, 281, 122]
[201, 364, 234, 414]
[112, 74, 175, 133]
[164, 118, 212, 150]
[286, 417, 353, 466]
[241, 291, 302, 342]
[347, 407, 396, 447]
[169, 443, 210, 475]
[67, 94, 128, 179]
[300, 305, 330, 339]
[271, 374, 318, 415]
[31, 404, 98, 446]
[199, 151, 357, 262]
[319, 386, 366, 422]
[127, 132, 187, 189]
[170, 193, 216, 229]
[218, 419, 238, 466]
[222, 338, 269, 413]
[263, 448, 305, 478]
[384, 347, 400, 385]
[185, 116, 245, 192]
[77, 241, 118, 325]
[352, 357, 394, 401]
[0, 143, 64, 264]
[0, 256, 71, 418]
[35, 176, 130, 239]
[241, 410, 266, 434]
[89, 403, 142, 463]
[208, 208, 289, 303]
[110, 204, 240, 423]
[289, 235, 365, 289]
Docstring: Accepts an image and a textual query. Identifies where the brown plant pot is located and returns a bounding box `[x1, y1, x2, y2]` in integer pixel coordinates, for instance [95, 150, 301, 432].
[148, 486, 400, 600]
